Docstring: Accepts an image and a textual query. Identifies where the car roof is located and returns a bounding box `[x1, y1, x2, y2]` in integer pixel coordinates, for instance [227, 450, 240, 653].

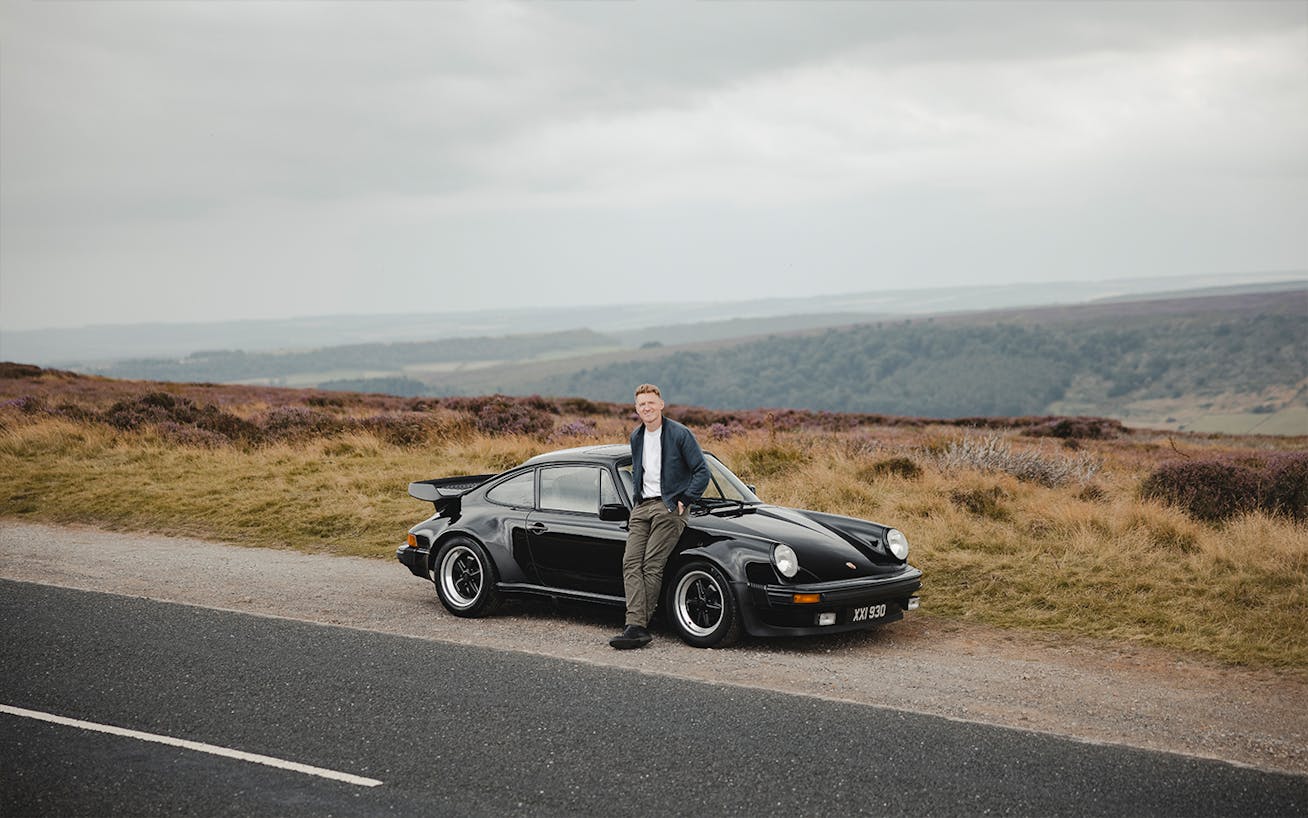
[522, 444, 630, 466]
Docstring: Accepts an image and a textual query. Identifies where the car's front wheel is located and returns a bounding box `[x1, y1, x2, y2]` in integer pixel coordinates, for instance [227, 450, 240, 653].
[665, 560, 741, 648]
[432, 537, 502, 617]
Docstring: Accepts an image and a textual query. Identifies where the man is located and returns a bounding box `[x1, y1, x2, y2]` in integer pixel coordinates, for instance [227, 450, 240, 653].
[609, 383, 710, 650]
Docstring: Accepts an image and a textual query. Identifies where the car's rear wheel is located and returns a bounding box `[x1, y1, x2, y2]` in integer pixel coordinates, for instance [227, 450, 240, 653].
[665, 560, 741, 648]
[433, 537, 502, 617]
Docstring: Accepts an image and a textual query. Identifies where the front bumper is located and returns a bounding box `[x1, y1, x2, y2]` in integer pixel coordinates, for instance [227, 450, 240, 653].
[397, 545, 430, 578]
[739, 567, 923, 637]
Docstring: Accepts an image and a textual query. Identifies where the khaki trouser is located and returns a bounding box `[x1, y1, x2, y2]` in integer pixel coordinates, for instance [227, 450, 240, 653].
[622, 498, 688, 627]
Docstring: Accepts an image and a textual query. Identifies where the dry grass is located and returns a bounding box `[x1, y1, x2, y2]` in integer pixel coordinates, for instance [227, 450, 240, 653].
[2, 388, 1306, 670]
[710, 431, 1307, 668]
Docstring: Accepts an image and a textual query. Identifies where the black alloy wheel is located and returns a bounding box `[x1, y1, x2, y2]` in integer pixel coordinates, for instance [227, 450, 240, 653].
[665, 560, 741, 648]
[433, 537, 502, 617]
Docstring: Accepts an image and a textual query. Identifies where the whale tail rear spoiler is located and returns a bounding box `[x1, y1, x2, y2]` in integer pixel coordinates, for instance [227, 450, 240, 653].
[408, 474, 495, 511]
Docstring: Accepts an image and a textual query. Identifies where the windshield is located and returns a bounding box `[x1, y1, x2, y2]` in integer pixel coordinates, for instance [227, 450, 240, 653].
[617, 453, 759, 505]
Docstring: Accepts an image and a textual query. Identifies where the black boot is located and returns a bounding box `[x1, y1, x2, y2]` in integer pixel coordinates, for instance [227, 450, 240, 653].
[609, 625, 653, 649]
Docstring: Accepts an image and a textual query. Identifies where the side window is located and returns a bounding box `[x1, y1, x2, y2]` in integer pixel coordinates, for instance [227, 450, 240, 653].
[486, 471, 535, 508]
[539, 466, 601, 514]
[617, 464, 634, 500]
[601, 469, 622, 506]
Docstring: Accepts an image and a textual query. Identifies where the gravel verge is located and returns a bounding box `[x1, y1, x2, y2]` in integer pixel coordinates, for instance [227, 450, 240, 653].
[3, 520, 1305, 776]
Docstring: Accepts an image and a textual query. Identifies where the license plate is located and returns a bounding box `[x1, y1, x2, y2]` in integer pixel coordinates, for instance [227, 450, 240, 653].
[849, 603, 888, 623]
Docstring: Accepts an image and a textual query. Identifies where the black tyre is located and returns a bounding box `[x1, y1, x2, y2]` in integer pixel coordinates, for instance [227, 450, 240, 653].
[432, 537, 502, 617]
[665, 560, 742, 648]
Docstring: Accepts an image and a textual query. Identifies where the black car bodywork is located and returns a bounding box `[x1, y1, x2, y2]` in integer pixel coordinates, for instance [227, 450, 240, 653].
[397, 444, 922, 648]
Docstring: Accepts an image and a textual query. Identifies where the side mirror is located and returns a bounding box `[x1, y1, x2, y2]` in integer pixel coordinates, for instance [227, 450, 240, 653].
[599, 503, 630, 522]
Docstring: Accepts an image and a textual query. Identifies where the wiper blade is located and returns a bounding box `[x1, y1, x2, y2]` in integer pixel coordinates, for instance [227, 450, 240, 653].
[694, 497, 757, 515]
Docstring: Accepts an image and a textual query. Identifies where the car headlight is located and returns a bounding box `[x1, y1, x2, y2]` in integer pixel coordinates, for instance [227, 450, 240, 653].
[773, 543, 799, 578]
[886, 529, 909, 560]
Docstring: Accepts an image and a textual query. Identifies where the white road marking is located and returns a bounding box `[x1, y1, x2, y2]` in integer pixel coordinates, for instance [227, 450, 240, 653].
[0, 704, 383, 788]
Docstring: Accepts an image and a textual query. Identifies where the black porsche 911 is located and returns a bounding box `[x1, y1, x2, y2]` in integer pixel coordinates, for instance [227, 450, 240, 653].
[397, 444, 922, 648]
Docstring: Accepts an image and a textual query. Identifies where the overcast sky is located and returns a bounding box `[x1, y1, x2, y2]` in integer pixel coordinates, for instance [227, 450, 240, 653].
[1, 1, 1305, 332]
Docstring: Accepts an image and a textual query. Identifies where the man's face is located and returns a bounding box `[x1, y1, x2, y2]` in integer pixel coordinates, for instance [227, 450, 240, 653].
[635, 392, 664, 426]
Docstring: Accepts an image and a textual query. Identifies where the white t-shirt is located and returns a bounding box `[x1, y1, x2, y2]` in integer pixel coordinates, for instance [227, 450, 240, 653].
[641, 425, 662, 501]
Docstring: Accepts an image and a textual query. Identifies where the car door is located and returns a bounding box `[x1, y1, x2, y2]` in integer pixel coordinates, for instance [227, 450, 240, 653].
[482, 468, 541, 584]
[526, 465, 628, 596]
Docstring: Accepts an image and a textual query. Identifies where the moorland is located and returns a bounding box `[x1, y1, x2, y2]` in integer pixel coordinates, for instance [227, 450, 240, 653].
[2, 363, 1304, 671]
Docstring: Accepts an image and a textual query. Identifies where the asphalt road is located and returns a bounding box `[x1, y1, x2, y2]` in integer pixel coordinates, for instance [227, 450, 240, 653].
[2, 579, 1305, 817]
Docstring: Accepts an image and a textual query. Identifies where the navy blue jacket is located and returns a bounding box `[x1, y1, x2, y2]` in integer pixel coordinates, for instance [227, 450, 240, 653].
[629, 418, 710, 511]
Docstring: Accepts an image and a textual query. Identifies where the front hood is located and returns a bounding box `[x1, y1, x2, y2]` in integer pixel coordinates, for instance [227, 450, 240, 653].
[689, 505, 903, 580]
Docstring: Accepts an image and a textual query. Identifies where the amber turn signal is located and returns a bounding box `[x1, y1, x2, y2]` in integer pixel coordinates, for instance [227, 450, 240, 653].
[792, 593, 821, 604]
[406, 533, 418, 548]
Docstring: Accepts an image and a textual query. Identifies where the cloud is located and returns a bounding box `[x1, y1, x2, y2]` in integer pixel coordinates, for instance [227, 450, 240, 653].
[1, 1, 1305, 331]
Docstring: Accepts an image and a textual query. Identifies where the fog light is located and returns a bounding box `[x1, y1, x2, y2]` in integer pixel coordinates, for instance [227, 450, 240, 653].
[907, 596, 920, 611]
[817, 612, 837, 626]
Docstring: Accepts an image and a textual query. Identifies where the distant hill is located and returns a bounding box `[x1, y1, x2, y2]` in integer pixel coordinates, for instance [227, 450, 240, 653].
[460, 288, 1308, 434]
[86, 329, 618, 385]
[5, 270, 1301, 365]
[21, 279, 1308, 434]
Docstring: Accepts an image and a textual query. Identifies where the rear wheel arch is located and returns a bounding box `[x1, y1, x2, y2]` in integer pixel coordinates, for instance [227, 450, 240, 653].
[431, 534, 503, 617]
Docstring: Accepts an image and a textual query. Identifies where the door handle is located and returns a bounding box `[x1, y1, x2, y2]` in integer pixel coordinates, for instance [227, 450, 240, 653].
[526, 522, 547, 534]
